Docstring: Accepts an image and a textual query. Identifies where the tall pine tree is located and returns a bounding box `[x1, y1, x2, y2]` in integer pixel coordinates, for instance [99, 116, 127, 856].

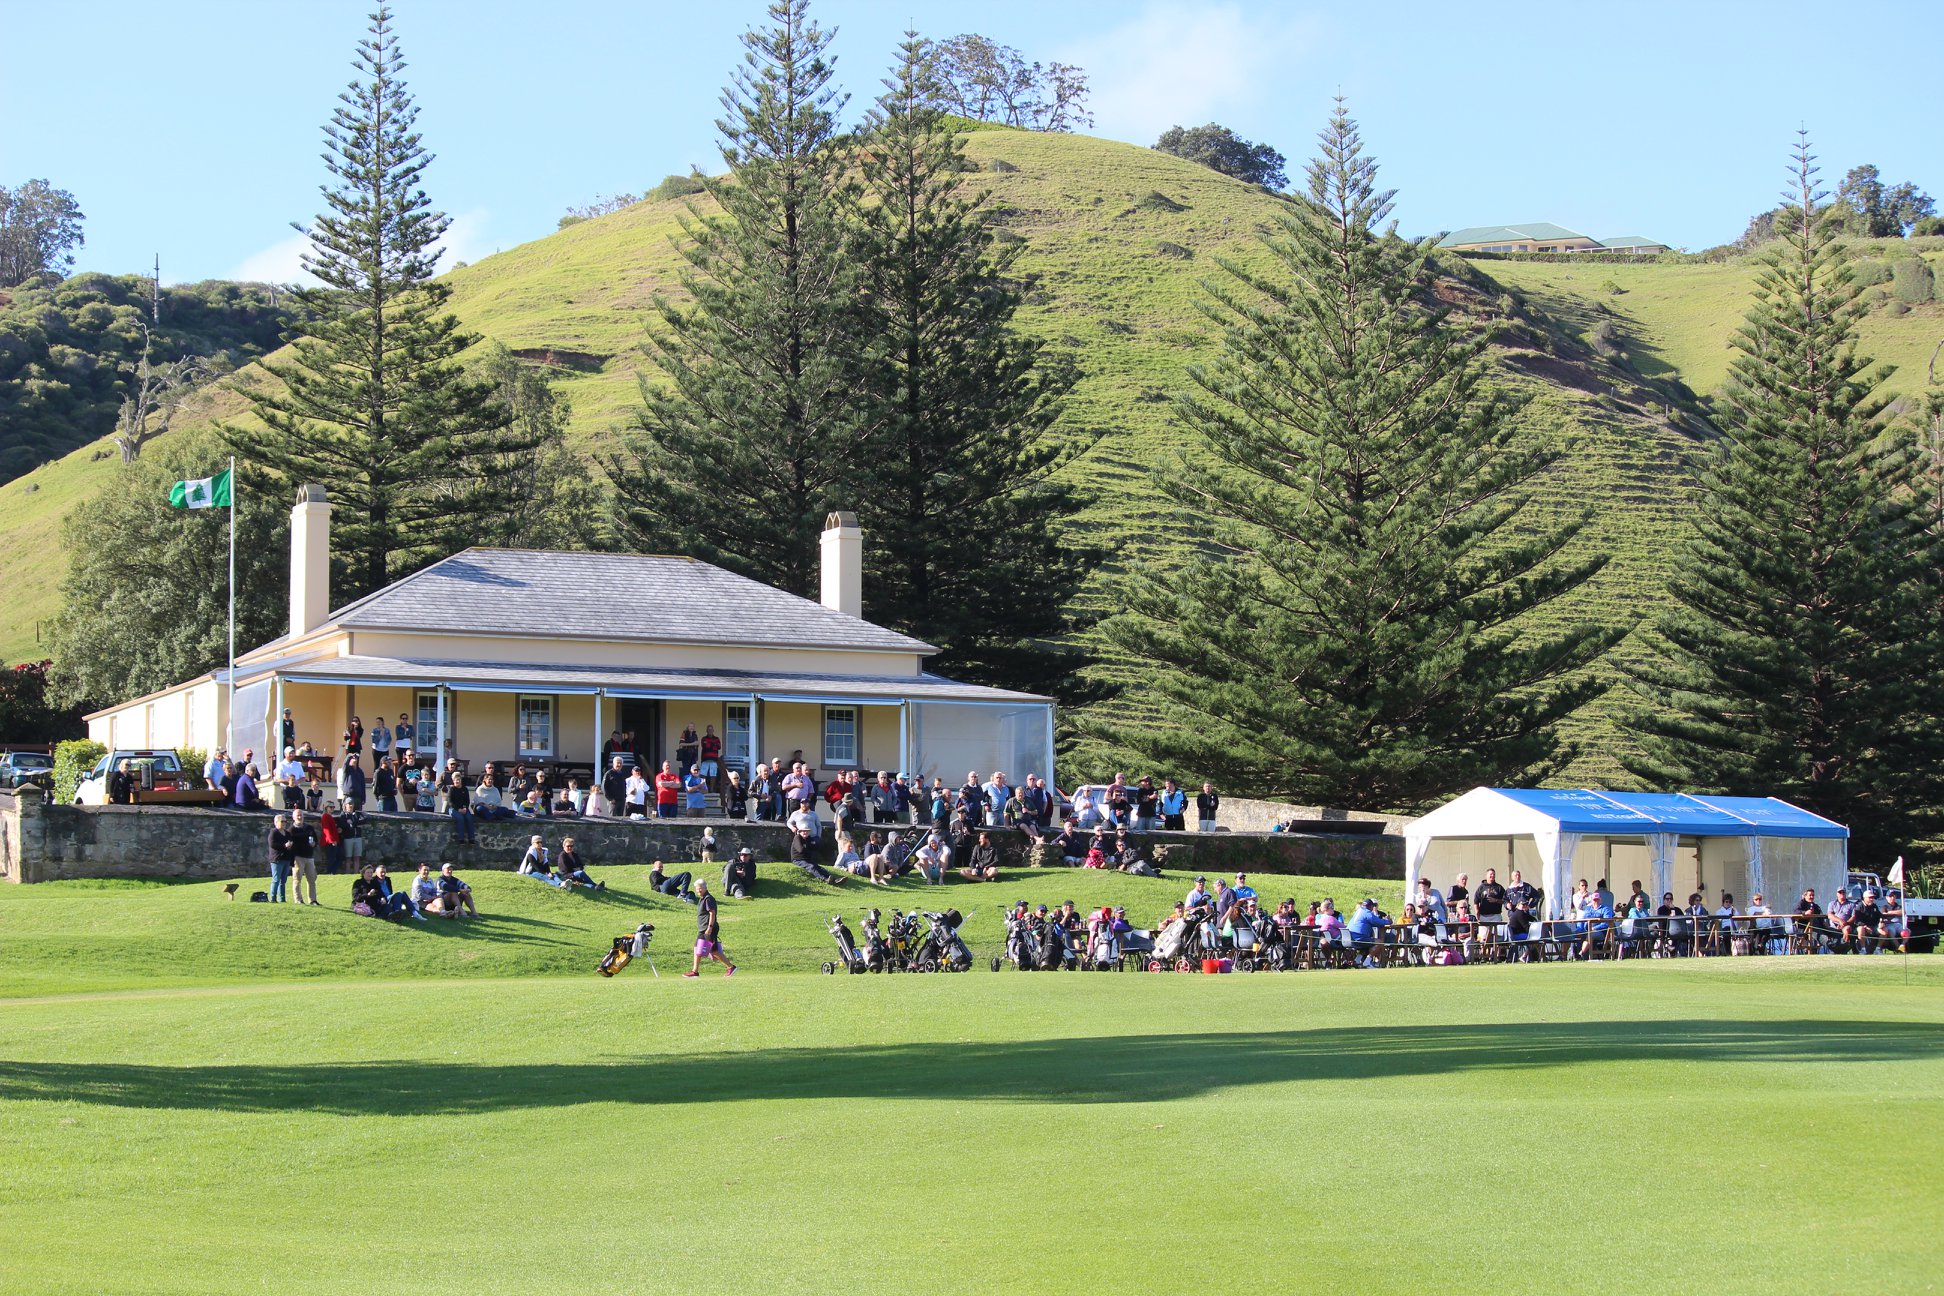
[1097, 101, 1615, 811]
[1622, 135, 1943, 863]
[230, 5, 526, 601]
[848, 33, 1096, 695]
[610, 0, 860, 597]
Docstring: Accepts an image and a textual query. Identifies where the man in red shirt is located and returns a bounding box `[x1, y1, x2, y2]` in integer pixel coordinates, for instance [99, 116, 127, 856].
[654, 760, 682, 819]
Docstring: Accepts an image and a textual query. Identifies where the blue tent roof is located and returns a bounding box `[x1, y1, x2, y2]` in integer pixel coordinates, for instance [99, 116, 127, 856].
[1493, 789, 1848, 838]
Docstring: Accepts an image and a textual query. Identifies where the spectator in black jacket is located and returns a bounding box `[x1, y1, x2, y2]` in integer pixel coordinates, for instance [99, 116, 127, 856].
[600, 757, 628, 820]
[267, 815, 295, 903]
[959, 830, 1002, 882]
[1196, 782, 1220, 833]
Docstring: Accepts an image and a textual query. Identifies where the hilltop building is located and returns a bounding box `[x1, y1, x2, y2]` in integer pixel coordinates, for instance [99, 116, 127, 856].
[85, 489, 1054, 786]
[1438, 223, 1670, 255]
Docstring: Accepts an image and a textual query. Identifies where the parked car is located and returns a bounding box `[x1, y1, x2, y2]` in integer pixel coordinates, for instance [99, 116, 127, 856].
[0, 750, 55, 791]
[74, 750, 188, 806]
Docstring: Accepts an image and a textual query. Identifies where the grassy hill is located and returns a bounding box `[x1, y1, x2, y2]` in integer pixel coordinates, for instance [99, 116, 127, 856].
[5, 128, 1941, 784]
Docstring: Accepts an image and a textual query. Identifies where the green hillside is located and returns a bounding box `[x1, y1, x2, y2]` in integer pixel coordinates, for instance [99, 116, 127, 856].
[5, 129, 1941, 784]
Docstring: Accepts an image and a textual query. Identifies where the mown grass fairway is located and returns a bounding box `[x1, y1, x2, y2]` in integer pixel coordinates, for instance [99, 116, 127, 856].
[1, 870, 1940, 1294]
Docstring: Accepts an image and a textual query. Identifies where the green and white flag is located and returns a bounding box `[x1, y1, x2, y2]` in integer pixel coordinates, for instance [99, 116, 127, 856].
[168, 468, 232, 510]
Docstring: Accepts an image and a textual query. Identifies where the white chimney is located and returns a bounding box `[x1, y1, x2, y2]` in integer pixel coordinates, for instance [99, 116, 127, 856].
[819, 510, 862, 619]
[290, 484, 331, 639]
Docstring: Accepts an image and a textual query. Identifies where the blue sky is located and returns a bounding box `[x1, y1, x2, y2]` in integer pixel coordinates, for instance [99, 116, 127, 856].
[3, 0, 1938, 284]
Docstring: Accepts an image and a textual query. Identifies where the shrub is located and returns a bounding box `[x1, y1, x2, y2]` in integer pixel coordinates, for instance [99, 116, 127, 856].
[1884, 299, 1911, 316]
[1590, 319, 1621, 356]
[1154, 241, 1193, 259]
[645, 172, 706, 202]
[1601, 279, 1626, 296]
[1135, 191, 1188, 213]
[52, 738, 104, 803]
[177, 747, 209, 790]
[1891, 258, 1935, 304]
[989, 159, 1019, 173]
[1851, 259, 1891, 287]
[1914, 216, 1944, 237]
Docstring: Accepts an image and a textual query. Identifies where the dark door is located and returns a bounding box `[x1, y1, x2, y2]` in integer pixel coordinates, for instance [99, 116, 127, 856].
[616, 699, 661, 773]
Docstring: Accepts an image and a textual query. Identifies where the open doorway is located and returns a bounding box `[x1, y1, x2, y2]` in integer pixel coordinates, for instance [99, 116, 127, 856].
[615, 699, 661, 773]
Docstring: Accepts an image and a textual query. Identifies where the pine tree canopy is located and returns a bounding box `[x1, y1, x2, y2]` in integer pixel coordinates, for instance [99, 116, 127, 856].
[230, 4, 527, 603]
[844, 32, 1100, 697]
[611, 0, 862, 598]
[1095, 100, 1616, 812]
[1622, 134, 1943, 864]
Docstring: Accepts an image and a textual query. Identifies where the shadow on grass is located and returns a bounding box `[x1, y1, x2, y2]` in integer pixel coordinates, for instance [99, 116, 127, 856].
[3, 1020, 1936, 1115]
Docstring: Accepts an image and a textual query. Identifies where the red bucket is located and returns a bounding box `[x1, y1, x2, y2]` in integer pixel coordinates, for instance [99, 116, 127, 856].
[1201, 958, 1221, 974]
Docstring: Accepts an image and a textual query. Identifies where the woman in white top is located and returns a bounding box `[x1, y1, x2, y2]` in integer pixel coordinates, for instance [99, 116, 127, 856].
[519, 836, 564, 886]
[625, 768, 650, 817]
[1071, 788, 1101, 830]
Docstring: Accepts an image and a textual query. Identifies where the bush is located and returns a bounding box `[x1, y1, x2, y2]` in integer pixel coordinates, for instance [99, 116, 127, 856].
[1851, 259, 1891, 287]
[1892, 258, 1935, 304]
[52, 738, 104, 803]
[177, 747, 209, 790]
[1134, 191, 1188, 213]
[645, 172, 706, 202]
[1885, 299, 1911, 316]
[989, 159, 1019, 173]
[1154, 241, 1193, 259]
[1914, 216, 1944, 237]
[1590, 319, 1621, 356]
[1600, 279, 1626, 296]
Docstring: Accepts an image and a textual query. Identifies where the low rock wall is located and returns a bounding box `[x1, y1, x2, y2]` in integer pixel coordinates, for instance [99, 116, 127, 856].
[0, 788, 1401, 884]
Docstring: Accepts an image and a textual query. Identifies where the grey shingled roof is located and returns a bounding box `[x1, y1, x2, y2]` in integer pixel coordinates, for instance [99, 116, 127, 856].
[264, 655, 1051, 704]
[323, 548, 935, 654]
[1438, 222, 1591, 247]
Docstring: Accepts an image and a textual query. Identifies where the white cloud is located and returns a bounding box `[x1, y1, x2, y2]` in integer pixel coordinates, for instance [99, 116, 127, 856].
[1065, 3, 1323, 144]
[434, 208, 492, 271]
[231, 230, 317, 285]
[228, 207, 492, 283]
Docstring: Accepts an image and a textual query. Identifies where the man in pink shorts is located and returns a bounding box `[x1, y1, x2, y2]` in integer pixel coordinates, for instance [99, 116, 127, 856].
[685, 878, 736, 977]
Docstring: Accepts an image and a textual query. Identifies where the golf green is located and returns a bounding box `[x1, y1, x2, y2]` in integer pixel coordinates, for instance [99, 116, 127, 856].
[0, 873, 1938, 1293]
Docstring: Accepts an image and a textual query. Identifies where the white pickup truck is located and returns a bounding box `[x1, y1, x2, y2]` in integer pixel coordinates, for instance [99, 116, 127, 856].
[1848, 865, 1941, 951]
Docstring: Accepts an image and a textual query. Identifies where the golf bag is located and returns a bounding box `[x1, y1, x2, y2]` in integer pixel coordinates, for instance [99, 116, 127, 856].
[822, 912, 868, 974]
[860, 909, 891, 972]
[997, 912, 1043, 971]
[599, 924, 656, 977]
[915, 909, 974, 972]
[1037, 919, 1072, 970]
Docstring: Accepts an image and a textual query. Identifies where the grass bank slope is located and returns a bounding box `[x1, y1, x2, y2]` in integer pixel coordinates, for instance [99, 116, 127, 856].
[0, 864, 1393, 997]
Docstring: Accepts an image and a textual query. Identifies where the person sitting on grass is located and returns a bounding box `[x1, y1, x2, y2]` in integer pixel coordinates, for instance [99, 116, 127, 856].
[409, 863, 453, 918]
[1052, 823, 1085, 866]
[519, 835, 565, 886]
[372, 864, 423, 920]
[835, 833, 872, 880]
[959, 829, 1002, 882]
[722, 846, 757, 899]
[1112, 827, 1161, 877]
[648, 859, 699, 904]
[437, 863, 478, 917]
[558, 837, 602, 889]
[788, 799, 845, 885]
[912, 833, 947, 885]
[684, 878, 735, 978]
[351, 865, 384, 917]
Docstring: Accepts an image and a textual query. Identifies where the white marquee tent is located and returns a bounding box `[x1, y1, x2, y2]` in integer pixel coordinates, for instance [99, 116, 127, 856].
[1404, 788, 1848, 919]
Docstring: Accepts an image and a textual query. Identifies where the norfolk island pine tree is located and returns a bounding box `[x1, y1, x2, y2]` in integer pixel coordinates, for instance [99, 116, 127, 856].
[1093, 101, 1618, 811]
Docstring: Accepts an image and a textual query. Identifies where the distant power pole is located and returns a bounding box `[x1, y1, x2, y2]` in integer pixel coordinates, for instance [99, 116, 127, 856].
[152, 254, 161, 323]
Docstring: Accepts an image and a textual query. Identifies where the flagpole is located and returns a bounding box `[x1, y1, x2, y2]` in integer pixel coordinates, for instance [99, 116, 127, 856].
[226, 455, 236, 756]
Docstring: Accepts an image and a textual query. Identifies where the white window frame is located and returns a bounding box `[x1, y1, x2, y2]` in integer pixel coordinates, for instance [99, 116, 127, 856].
[724, 702, 752, 776]
[516, 695, 555, 760]
[414, 691, 445, 757]
[822, 706, 857, 767]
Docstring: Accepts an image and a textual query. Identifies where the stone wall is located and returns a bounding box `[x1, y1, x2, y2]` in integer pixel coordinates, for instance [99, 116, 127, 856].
[1217, 796, 1409, 836]
[0, 788, 1401, 884]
